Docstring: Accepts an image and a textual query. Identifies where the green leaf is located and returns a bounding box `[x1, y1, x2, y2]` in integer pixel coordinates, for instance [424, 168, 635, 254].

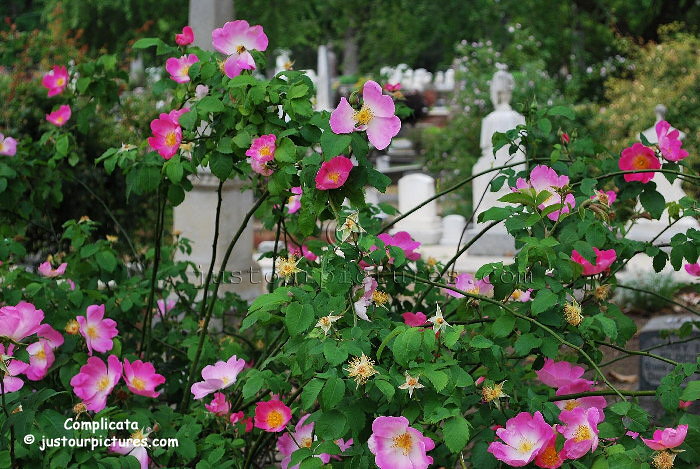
[537, 118, 552, 134]
[681, 381, 700, 401]
[321, 378, 345, 409]
[443, 415, 470, 453]
[284, 303, 315, 335]
[320, 132, 352, 158]
[640, 189, 665, 220]
[514, 333, 542, 355]
[275, 137, 297, 163]
[132, 37, 161, 49]
[547, 106, 575, 120]
[531, 290, 558, 315]
[375, 379, 395, 401]
[323, 341, 348, 366]
[96, 250, 117, 272]
[197, 96, 226, 113]
[392, 328, 422, 366]
[315, 410, 347, 439]
[470, 335, 494, 349]
[424, 369, 449, 392]
[165, 157, 184, 184]
[209, 152, 233, 180]
[301, 379, 324, 410]
[492, 314, 516, 338]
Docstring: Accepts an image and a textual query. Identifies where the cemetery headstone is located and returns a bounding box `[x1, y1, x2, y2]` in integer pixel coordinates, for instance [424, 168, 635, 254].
[392, 173, 442, 244]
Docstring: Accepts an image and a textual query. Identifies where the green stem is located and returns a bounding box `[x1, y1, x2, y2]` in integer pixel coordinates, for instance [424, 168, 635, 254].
[600, 335, 700, 367]
[198, 180, 224, 319]
[575, 169, 700, 185]
[595, 340, 680, 367]
[616, 284, 699, 316]
[270, 211, 283, 293]
[381, 162, 526, 233]
[402, 272, 626, 399]
[180, 192, 269, 412]
[0, 377, 15, 466]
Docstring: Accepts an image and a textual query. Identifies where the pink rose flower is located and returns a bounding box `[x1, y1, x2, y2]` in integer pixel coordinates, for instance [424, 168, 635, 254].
[679, 400, 693, 409]
[245, 134, 277, 176]
[109, 430, 150, 469]
[0, 301, 45, 342]
[330, 80, 401, 150]
[165, 54, 199, 83]
[147, 108, 189, 159]
[204, 392, 231, 416]
[509, 288, 533, 302]
[656, 120, 688, 162]
[590, 190, 617, 206]
[25, 324, 64, 381]
[287, 186, 302, 214]
[554, 379, 607, 413]
[560, 132, 570, 145]
[191, 355, 246, 399]
[368, 416, 434, 469]
[211, 20, 268, 78]
[402, 312, 428, 327]
[0, 134, 17, 156]
[618, 143, 660, 183]
[277, 414, 331, 468]
[288, 244, 317, 262]
[571, 248, 616, 275]
[41, 65, 69, 97]
[46, 104, 72, 126]
[353, 276, 378, 321]
[175, 25, 194, 46]
[76, 304, 119, 356]
[0, 345, 29, 394]
[535, 359, 590, 389]
[156, 298, 177, 318]
[444, 273, 493, 298]
[123, 359, 165, 398]
[534, 433, 564, 468]
[684, 263, 700, 276]
[315, 155, 353, 190]
[641, 424, 688, 451]
[70, 355, 122, 412]
[488, 411, 554, 467]
[254, 399, 292, 432]
[383, 82, 401, 92]
[514, 165, 576, 221]
[376, 231, 422, 262]
[38, 261, 67, 277]
[230, 411, 254, 432]
[558, 407, 603, 459]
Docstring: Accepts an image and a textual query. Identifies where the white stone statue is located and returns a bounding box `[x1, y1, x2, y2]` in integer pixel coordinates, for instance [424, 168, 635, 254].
[465, 67, 526, 255]
[392, 173, 442, 244]
[627, 104, 699, 243]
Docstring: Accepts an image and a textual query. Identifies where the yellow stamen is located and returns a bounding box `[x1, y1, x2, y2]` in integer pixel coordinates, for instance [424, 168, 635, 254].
[266, 410, 283, 428]
[354, 106, 374, 126]
[97, 376, 110, 391]
[518, 440, 534, 453]
[165, 131, 177, 147]
[131, 377, 146, 391]
[573, 425, 592, 442]
[392, 432, 413, 455]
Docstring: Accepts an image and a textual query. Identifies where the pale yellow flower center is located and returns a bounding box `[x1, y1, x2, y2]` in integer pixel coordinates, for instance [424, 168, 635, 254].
[35, 349, 46, 360]
[633, 154, 650, 169]
[86, 326, 98, 339]
[301, 437, 313, 448]
[564, 399, 580, 411]
[511, 290, 522, 299]
[573, 425, 592, 442]
[327, 172, 340, 183]
[165, 131, 177, 147]
[392, 432, 413, 455]
[97, 376, 110, 391]
[131, 377, 146, 391]
[354, 106, 373, 126]
[518, 439, 534, 453]
[266, 410, 284, 428]
[56, 77, 66, 86]
[259, 145, 271, 157]
[236, 45, 246, 54]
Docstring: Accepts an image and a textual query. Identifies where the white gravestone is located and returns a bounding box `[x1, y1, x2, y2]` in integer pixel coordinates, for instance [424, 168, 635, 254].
[316, 45, 333, 111]
[440, 215, 467, 246]
[627, 105, 699, 243]
[466, 67, 526, 256]
[392, 173, 442, 245]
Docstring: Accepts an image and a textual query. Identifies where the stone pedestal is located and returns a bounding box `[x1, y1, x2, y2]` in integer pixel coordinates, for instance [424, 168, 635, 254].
[392, 173, 442, 244]
[188, 0, 234, 50]
[173, 170, 261, 300]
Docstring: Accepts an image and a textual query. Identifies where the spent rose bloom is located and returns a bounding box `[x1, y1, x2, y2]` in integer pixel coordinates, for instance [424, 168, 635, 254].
[376, 231, 421, 262]
[353, 276, 378, 321]
[46, 105, 72, 126]
[571, 248, 616, 275]
[618, 143, 660, 183]
[38, 261, 67, 277]
[70, 355, 122, 412]
[509, 288, 533, 302]
[655, 120, 688, 162]
[514, 165, 576, 220]
[591, 190, 617, 206]
[684, 263, 700, 276]
[77, 304, 119, 355]
[534, 433, 564, 469]
[0, 134, 17, 156]
[286, 186, 302, 214]
[165, 54, 199, 83]
[444, 273, 493, 298]
[0, 345, 29, 394]
[277, 414, 331, 468]
[254, 399, 292, 432]
[147, 108, 190, 159]
[191, 355, 246, 399]
[641, 425, 688, 450]
[535, 359, 590, 389]
[330, 80, 401, 150]
[368, 416, 435, 469]
[211, 20, 268, 78]
[488, 411, 554, 467]
[175, 25, 194, 45]
[558, 407, 602, 459]
[0, 301, 45, 342]
[123, 359, 165, 398]
[245, 134, 277, 176]
[41, 65, 69, 97]
[315, 155, 353, 190]
[204, 392, 231, 416]
[402, 312, 428, 327]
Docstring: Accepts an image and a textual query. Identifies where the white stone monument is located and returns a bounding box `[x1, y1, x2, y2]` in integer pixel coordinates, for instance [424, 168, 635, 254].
[274, 50, 292, 75]
[627, 104, 699, 243]
[187, 0, 234, 50]
[392, 173, 442, 244]
[316, 45, 333, 111]
[440, 215, 467, 245]
[466, 66, 526, 256]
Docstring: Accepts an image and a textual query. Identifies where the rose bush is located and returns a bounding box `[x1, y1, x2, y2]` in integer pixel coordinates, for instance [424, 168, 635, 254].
[0, 18, 699, 469]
